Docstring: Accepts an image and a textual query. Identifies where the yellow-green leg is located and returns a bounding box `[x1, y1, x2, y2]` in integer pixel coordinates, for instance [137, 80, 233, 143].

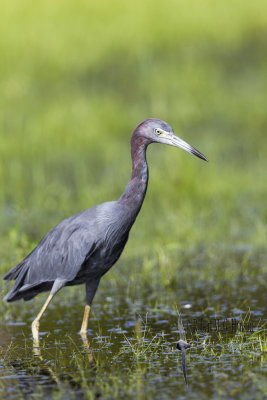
[32, 293, 54, 344]
[31, 278, 67, 345]
[80, 278, 100, 336]
[80, 304, 91, 335]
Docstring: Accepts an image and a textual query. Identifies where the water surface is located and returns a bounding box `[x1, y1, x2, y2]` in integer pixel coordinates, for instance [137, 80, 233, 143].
[1, 250, 266, 399]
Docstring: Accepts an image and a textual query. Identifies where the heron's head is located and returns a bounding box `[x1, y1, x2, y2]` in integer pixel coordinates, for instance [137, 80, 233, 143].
[136, 118, 208, 162]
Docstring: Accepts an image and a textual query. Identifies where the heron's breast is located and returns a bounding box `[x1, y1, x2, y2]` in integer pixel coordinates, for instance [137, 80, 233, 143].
[81, 231, 129, 279]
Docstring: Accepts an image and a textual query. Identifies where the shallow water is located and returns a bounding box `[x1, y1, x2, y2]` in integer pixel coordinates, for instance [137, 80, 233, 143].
[0, 252, 266, 400]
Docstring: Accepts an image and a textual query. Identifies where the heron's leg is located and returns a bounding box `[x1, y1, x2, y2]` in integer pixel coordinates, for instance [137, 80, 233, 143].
[32, 294, 54, 344]
[80, 278, 100, 335]
[32, 279, 67, 344]
[81, 304, 91, 335]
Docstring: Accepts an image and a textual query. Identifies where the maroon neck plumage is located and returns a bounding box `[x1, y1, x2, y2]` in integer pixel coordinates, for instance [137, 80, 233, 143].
[119, 130, 150, 218]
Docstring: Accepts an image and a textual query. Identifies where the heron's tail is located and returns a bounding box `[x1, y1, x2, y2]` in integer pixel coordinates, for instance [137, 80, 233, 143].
[4, 262, 54, 302]
[3, 261, 30, 302]
[3, 261, 26, 281]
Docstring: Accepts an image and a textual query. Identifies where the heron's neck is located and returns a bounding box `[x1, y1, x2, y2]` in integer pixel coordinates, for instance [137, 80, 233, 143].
[119, 136, 149, 217]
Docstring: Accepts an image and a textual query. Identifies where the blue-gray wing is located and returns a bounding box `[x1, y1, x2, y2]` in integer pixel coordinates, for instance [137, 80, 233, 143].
[4, 216, 95, 299]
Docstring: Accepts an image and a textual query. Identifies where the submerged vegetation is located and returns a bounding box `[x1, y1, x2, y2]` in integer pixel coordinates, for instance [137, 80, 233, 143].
[0, 0, 266, 398]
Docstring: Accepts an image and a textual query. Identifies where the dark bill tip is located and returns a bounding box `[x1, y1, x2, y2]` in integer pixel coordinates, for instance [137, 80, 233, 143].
[190, 148, 209, 162]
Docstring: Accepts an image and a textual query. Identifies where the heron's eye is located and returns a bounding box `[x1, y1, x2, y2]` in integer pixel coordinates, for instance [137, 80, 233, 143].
[154, 128, 161, 135]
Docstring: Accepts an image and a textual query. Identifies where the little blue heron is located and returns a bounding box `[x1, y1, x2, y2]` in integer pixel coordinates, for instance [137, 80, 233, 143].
[3, 119, 208, 342]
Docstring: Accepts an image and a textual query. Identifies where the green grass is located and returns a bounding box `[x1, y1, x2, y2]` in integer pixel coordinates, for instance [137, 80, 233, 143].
[0, 0, 267, 399]
[0, 0, 267, 259]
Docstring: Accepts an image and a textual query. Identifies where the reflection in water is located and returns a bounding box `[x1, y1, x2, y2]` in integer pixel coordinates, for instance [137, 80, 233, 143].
[0, 325, 98, 399]
[80, 331, 97, 365]
[176, 314, 191, 385]
[31, 333, 97, 395]
[32, 342, 61, 385]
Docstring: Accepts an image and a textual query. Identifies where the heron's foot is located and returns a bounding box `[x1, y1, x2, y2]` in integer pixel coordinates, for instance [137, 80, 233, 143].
[33, 342, 41, 356]
[32, 319, 40, 343]
[80, 327, 89, 344]
[80, 328, 87, 336]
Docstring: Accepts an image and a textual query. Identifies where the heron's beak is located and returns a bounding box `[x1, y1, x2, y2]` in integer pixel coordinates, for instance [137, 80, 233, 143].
[157, 130, 208, 162]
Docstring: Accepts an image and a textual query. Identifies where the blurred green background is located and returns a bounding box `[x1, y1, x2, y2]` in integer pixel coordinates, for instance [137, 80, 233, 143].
[0, 0, 267, 268]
